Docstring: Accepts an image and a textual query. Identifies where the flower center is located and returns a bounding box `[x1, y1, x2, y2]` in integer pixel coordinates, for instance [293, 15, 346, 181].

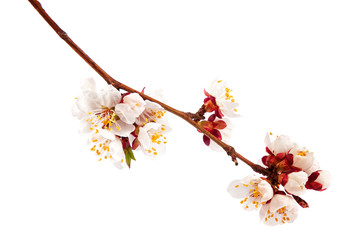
[297, 150, 309, 156]
[90, 138, 114, 162]
[139, 108, 166, 125]
[264, 207, 292, 224]
[239, 182, 263, 209]
[145, 125, 168, 156]
[87, 108, 121, 132]
[224, 86, 238, 112]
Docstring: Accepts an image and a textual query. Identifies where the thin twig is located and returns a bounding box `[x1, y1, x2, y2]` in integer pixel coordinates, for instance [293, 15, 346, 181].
[28, 0, 269, 175]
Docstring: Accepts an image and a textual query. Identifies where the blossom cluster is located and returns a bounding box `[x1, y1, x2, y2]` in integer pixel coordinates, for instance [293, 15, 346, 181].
[199, 80, 240, 150]
[72, 78, 171, 169]
[228, 133, 332, 226]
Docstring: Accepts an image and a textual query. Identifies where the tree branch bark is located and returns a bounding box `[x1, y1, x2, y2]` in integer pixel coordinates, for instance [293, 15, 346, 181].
[28, 0, 270, 175]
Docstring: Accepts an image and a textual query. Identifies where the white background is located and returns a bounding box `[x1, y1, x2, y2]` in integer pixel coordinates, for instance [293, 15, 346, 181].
[1, 0, 359, 239]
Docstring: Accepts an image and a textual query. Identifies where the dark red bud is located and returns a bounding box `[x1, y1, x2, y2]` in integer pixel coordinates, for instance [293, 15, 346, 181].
[208, 114, 216, 122]
[212, 129, 222, 140]
[308, 171, 321, 182]
[305, 181, 324, 191]
[276, 152, 286, 160]
[215, 108, 224, 118]
[261, 155, 269, 166]
[286, 153, 294, 165]
[213, 120, 227, 130]
[204, 99, 217, 112]
[132, 138, 140, 150]
[198, 120, 213, 131]
[203, 135, 210, 146]
[278, 173, 289, 186]
[266, 147, 273, 155]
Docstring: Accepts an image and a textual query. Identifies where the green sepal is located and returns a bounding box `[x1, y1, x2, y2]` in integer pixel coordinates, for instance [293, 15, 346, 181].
[125, 147, 136, 168]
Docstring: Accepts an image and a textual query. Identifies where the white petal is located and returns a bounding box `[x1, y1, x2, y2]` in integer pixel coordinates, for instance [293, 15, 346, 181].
[76, 91, 101, 113]
[137, 125, 153, 149]
[115, 103, 133, 123]
[98, 85, 122, 108]
[258, 180, 274, 202]
[273, 135, 294, 154]
[115, 93, 146, 124]
[284, 172, 308, 195]
[316, 170, 332, 189]
[305, 159, 320, 175]
[219, 101, 240, 118]
[98, 128, 115, 140]
[227, 180, 249, 199]
[111, 120, 135, 137]
[71, 101, 86, 119]
[207, 79, 226, 98]
[80, 78, 96, 92]
[269, 194, 296, 213]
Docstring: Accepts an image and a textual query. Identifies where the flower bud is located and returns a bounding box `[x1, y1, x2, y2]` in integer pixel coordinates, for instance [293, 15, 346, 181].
[282, 171, 308, 196]
[305, 170, 332, 191]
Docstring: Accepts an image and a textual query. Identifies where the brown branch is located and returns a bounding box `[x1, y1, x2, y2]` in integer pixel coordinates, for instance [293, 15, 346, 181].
[187, 104, 206, 122]
[28, 0, 269, 175]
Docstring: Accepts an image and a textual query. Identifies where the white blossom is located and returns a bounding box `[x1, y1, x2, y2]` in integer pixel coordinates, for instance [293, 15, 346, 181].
[206, 79, 240, 117]
[260, 194, 298, 225]
[227, 175, 274, 210]
[88, 134, 126, 169]
[135, 100, 171, 157]
[72, 78, 135, 167]
[265, 132, 294, 155]
[72, 78, 135, 140]
[289, 144, 315, 172]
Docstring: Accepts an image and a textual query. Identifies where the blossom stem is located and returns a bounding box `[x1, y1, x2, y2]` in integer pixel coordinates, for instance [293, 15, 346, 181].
[28, 0, 269, 175]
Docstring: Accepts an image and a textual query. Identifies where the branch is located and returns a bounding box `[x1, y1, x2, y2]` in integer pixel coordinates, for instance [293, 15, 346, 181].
[28, 0, 269, 175]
